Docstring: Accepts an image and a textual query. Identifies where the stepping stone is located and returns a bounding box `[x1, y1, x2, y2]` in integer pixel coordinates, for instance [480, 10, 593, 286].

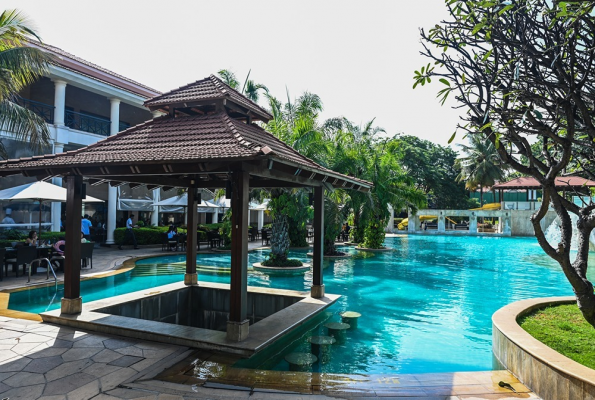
[341, 311, 362, 329]
[284, 352, 318, 372]
[324, 322, 350, 344]
[308, 335, 335, 365]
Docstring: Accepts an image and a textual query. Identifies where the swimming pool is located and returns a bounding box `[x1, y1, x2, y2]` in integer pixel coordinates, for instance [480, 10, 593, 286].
[7, 235, 594, 375]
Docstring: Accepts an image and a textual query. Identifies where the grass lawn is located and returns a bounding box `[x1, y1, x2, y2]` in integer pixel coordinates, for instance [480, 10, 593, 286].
[519, 304, 595, 370]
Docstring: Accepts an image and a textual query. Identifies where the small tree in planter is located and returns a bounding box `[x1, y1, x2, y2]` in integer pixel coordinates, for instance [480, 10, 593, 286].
[262, 192, 303, 267]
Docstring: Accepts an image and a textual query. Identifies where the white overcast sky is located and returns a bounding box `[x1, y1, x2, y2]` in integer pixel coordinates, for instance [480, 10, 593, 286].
[9, 0, 465, 147]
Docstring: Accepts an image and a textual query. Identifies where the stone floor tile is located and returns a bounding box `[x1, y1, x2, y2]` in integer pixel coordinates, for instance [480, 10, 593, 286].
[0, 382, 45, 400]
[45, 359, 93, 382]
[0, 329, 22, 340]
[44, 338, 74, 348]
[0, 344, 14, 350]
[115, 345, 145, 357]
[99, 367, 139, 392]
[0, 371, 17, 381]
[38, 395, 67, 400]
[0, 348, 17, 362]
[18, 332, 54, 343]
[72, 334, 112, 348]
[57, 330, 89, 341]
[131, 357, 163, 372]
[43, 371, 96, 395]
[106, 387, 161, 399]
[143, 348, 176, 359]
[25, 346, 69, 359]
[65, 378, 100, 400]
[0, 354, 31, 371]
[61, 346, 102, 361]
[108, 355, 145, 368]
[23, 355, 64, 373]
[3, 370, 46, 387]
[93, 348, 125, 363]
[104, 338, 138, 350]
[0, 381, 11, 394]
[156, 395, 184, 400]
[12, 341, 45, 355]
[83, 361, 122, 378]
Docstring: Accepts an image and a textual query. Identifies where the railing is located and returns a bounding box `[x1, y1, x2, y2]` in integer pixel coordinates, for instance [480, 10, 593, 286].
[65, 110, 111, 136]
[16, 97, 54, 123]
[14, 97, 131, 136]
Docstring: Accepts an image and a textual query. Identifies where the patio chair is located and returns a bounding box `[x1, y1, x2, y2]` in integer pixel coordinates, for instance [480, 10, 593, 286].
[161, 233, 179, 251]
[81, 242, 94, 268]
[6, 246, 38, 278]
[177, 233, 187, 251]
[206, 231, 221, 248]
[261, 229, 271, 246]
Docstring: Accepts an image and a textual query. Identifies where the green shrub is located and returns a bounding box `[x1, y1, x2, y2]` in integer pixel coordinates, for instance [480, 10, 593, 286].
[261, 255, 303, 267]
[0, 229, 25, 240]
[200, 223, 223, 230]
[114, 226, 187, 245]
[362, 220, 386, 249]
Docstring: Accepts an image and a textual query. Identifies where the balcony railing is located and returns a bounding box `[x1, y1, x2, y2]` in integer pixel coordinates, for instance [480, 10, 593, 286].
[16, 97, 54, 124]
[15, 97, 132, 136]
[65, 110, 111, 136]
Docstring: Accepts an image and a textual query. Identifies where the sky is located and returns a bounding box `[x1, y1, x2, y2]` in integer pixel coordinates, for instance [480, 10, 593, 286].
[8, 0, 465, 147]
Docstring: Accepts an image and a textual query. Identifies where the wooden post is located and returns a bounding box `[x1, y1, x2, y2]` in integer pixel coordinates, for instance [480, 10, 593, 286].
[185, 187, 198, 285]
[311, 185, 324, 298]
[61, 175, 83, 314]
[227, 169, 249, 341]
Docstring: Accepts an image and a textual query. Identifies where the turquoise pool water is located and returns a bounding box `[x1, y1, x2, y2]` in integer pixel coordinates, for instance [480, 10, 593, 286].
[8, 235, 594, 375]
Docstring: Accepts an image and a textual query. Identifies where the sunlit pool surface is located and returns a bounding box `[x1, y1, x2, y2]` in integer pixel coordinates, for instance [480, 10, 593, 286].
[8, 235, 595, 375]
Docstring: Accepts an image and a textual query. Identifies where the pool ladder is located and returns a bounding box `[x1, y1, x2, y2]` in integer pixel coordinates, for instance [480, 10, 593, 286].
[28, 258, 57, 284]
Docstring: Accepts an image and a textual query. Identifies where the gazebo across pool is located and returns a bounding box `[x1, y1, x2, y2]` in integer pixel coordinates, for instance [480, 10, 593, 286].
[0, 75, 371, 353]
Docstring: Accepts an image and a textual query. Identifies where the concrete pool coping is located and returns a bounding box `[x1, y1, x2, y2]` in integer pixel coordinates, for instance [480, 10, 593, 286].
[40, 280, 340, 357]
[493, 296, 595, 400]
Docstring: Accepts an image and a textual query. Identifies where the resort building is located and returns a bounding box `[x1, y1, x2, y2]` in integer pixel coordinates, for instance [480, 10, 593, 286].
[0, 42, 265, 241]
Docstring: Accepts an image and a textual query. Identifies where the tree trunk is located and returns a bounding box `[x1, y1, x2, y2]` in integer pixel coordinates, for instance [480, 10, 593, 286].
[532, 188, 595, 327]
[270, 214, 290, 263]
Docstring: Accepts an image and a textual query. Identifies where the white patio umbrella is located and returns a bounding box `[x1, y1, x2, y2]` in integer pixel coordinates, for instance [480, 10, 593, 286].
[0, 181, 103, 234]
[152, 194, 220, 211]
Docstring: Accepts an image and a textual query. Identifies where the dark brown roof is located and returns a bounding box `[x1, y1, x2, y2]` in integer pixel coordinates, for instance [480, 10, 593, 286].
[28, 40, 161, 98]
[493, 176, 595, 189]
[0, 113, 370, 189]
[144, 75, 273, 121]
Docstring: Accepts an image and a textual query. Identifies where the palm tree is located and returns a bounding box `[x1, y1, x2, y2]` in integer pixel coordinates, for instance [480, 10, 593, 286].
[455, 135, 506, 205]
[217, 69, 268, 103]
[0, 9, 53, 159]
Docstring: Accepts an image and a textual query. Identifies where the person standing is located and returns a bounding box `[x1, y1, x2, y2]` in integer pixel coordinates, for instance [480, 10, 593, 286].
[81, 214, 93, 241]
[1, 208, 15, 225]
[119, 214, 139, 250]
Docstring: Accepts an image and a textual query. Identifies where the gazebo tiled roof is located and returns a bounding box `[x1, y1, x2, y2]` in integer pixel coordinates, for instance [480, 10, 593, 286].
[492, 176, 595, 190]
[0, 112, 370, 192]
[144, 75, 273, 122]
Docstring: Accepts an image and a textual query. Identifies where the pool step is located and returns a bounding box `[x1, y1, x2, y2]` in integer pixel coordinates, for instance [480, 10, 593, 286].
[132, 264, 231, 277]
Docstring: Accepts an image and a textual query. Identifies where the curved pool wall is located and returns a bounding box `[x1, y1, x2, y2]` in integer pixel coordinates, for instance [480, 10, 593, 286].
[7, 235, 595, 375]
[493, 297, 595, 400]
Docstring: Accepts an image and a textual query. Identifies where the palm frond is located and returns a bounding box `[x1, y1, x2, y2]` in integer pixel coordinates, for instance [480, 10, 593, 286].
[0, 99, 51, 158]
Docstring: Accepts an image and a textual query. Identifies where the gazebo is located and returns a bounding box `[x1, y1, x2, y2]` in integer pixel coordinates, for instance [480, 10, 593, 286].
[492, 176, 595, 205]
[0, 75, 371, 343]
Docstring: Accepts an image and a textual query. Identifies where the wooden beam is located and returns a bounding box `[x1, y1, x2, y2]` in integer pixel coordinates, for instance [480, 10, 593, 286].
[229, 169, 249, 323]
[63, 175, 83, 301]
[311, 185, 324, 298]
[185, 187, 198, 285]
